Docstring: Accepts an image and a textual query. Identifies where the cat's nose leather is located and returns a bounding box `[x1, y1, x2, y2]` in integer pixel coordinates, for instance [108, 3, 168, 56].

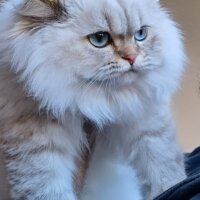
[122, 55, 136, 65]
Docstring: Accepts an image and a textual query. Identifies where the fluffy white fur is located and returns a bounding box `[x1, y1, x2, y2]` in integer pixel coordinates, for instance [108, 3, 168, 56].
[0, 0, 186, 199]
[1, 0, 185, 124]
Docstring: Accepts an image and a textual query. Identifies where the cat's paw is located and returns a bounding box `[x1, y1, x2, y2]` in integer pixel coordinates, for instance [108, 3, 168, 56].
[80, 162, 143, 200]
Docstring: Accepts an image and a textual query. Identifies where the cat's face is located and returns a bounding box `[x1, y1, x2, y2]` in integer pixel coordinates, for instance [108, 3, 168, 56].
[66, 0, 162, 86]
[3, 0, 185, 123]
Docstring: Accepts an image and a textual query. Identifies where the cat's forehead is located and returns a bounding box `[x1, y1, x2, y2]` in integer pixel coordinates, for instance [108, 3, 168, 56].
[70, 0, 156, 36]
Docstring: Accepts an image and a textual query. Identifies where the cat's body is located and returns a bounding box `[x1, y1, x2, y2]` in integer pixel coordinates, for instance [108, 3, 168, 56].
[0, 0, 186, 199]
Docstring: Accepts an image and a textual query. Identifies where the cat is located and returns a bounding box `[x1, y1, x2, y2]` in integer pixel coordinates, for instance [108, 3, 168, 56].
[0, 0, 186, 199]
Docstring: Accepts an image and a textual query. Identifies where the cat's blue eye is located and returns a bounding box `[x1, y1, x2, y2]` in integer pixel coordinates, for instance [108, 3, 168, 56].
[134, 26, 148, 42]
[88, 32, 111, 48]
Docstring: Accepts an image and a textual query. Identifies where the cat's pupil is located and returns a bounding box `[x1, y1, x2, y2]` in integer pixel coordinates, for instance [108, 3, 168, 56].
[96, 33, 104, 42]
[139, 29, 143, 36]
[134, 27, 148, 41]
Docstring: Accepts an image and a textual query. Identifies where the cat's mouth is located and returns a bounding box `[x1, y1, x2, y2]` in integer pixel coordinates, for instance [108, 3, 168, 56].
[98, 64, 139, 80]
[81, 64, 140, 88]
[97, 66, 139, 82]
[108, 68, 138, 78]
[130, 68, 139, 73]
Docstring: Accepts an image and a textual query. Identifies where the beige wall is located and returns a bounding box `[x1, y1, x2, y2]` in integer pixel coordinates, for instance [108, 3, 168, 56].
[163, 0, 200, 151]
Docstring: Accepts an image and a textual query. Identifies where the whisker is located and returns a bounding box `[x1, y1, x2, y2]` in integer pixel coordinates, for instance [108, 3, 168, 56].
[95, 75, 107, 97]
[77, 78, 88, 90]
[83, 77, 98, 93]
[105, 78, 111, 106]
[82, 71, 105, 96]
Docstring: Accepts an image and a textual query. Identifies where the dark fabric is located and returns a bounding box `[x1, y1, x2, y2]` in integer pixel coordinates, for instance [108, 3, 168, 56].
[154, 147, 200, 200]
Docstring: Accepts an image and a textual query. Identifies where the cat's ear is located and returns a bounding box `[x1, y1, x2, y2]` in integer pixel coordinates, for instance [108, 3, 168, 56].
[18, 0, 67, 26]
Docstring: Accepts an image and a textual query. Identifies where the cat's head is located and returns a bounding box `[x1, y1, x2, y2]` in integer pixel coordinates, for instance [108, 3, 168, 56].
[1, 0, 186, 124]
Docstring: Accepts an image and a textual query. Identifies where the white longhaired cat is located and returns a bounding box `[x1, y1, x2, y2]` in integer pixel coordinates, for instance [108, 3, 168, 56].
[0, 0, 186, 199]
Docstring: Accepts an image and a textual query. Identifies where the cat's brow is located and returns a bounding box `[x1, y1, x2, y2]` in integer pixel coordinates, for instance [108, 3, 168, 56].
[102, 2, 130, 36]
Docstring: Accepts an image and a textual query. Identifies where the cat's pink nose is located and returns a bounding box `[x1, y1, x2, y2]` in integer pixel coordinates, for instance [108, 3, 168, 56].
[122, 55, 136, 65]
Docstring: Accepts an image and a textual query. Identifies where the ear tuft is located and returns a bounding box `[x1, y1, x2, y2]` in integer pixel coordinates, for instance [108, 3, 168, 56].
[18, 0, 67, 24]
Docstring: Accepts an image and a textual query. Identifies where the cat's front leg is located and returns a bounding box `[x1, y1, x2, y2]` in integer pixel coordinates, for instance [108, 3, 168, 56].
[134, 121, 186, 200]
[2, 122, 82, 200]
[80, 132, 142, 200]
